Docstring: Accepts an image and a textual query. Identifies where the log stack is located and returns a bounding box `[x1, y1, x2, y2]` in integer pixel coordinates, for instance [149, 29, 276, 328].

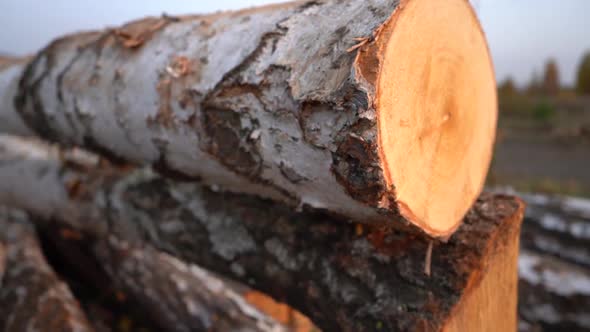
[0, 0, 538, 331]
[0, 136, 522, 331]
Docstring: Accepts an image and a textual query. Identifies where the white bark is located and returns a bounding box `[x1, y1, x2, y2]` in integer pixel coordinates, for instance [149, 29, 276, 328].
[0, 0, 414, 230]
[519, 250, 590, 331]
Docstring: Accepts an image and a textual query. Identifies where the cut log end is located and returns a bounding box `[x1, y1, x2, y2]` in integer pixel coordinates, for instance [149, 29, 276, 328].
[373, 0, 497, 236]
[0, 0, 496, 239]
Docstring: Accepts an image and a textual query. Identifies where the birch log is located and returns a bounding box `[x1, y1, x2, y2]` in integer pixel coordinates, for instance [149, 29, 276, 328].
[0, 0, 497, 237]
[36, 225, 286, 332]
[0, 136, 520, 332]
[0, 211, 94, 332]
[516, 193, 590, 331]
[519, 250, 590, 332]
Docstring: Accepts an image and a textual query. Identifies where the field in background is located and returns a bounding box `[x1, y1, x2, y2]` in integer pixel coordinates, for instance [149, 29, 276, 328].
[488, 92, 590, 197]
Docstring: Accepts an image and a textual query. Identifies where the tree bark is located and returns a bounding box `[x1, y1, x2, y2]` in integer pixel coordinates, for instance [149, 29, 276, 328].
[0, 210, 94, 332]
[515, 192, 590, 331]
[0, 0, 497, 237]
[518, 250, 590, 332]
[520, 192, 590, 268]
[37, 225, 286, 332]
[0, 136, 522, 332]
[0, 57, 32, 136]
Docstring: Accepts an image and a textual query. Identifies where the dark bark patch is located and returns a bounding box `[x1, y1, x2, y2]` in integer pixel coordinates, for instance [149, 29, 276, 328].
[83, 136, 131, 166]
[152, 154, 202, 183]
[15, 46, 60, 141]
[298, 101, 321, 145]
[215, 84, 263, 99]
[332, 133, 385, 204]
[203, 107, 262, 177]
[343, 88, 369, 113]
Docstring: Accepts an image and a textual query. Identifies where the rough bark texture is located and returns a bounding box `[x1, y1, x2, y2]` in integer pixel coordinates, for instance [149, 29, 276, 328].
[37, 225, 286, 332]
[0, 210, 94, 332]
[0, 0, 439, 233]
[0, 136, 284, 332]
[520, 193, 590, 269]
[516, 193, 590, 332]
[0, 242, 4, 282]
[96, 241, 285, 332]
[0, 136, 524, 332]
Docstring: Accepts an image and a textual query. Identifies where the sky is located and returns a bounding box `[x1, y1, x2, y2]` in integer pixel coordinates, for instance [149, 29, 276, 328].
[1, 0, 589, 87]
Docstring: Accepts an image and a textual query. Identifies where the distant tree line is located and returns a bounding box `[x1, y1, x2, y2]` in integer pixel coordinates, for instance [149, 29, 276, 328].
[577, 52, 590, 95]
[498, 51, 590, 96]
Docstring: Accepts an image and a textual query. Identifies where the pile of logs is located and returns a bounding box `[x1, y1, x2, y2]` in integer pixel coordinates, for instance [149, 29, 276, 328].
[514, 192, 590, 332]
[0, 135, 523, 331]
[1, 0, 582, 331]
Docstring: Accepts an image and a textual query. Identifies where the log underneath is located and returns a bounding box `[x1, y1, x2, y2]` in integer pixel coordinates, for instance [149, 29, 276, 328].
[36, 225, 286, 332]
[516, 192, 590, 331]
[0, 211, 93, 332]
[0, 0, 496, 237]
[519, 250, 590, 332]
[0, 137, 521, 331]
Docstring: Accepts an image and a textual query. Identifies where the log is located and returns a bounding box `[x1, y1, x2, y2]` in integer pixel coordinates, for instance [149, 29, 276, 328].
[0, 136, 522, 331]
[518, 250, 590, 332]
[36, 225, 286, 332]
[520, 192, 590, 268]
[0, 0, 497, 237]
[0, 57, 32, 136]
[0, 210, 94, 332]
[511, 192, 590, 331]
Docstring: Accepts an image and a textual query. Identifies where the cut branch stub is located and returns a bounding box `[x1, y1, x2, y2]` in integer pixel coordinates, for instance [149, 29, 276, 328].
[1, 0, 496, 237]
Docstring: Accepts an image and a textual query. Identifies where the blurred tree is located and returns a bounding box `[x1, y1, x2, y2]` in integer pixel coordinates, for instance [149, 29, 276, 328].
[542, 59, 560, 95]
[576, 52, 590, 95]
[498, 77, 517, 96]
[526, 70, 541, 95]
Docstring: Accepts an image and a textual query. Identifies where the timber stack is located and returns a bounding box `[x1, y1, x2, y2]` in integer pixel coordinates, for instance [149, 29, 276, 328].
[0, 0, 529, 331]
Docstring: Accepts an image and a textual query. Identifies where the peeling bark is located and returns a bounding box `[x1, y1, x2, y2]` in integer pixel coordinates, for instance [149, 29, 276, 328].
[0, 0, 495, 237]
[0, 210, 93, 332]
[0, 136, 523, 331]
[1, 0, 402, 227]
